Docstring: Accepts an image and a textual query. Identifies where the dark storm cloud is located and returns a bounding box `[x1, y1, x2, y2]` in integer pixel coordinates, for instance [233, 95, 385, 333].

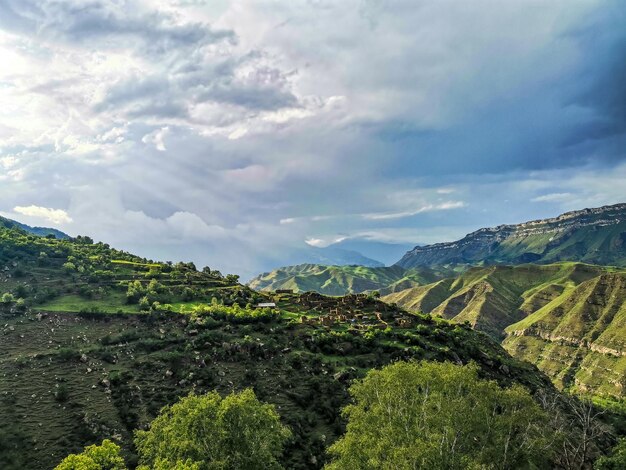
[0, 0, 234, 54]
[3, 0, 626, 278]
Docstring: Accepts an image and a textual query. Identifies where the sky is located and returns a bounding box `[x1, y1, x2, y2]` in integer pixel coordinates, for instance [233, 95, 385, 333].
[0, 0, 625, 279]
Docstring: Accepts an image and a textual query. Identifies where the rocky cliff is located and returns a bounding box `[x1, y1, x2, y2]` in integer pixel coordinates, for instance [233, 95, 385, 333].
[396, 203, 626, 269]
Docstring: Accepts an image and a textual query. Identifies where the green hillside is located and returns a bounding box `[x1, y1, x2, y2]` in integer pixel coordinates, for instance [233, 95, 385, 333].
[383, 263, 626, 397]
[0, 223, 259, 315]
[504, 273, 626, 397]
[397, 203, 626, 269]
[0, 221, 557, 469]
[248, 264, 448, 296]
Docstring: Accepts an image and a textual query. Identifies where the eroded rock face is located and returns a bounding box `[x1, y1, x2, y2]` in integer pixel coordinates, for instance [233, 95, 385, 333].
[397, 203, 626, 268]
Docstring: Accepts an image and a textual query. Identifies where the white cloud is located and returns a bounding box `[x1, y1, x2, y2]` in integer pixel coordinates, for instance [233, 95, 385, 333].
[304, 237, 325, 247]
[13, 205, 73, 224]
[142, 127, 170, 151]
[362, 201, 466, 220]
[531, 192, 573, 203]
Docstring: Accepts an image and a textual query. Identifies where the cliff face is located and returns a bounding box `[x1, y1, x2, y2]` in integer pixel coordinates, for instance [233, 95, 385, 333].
[396, 203, 626, 268]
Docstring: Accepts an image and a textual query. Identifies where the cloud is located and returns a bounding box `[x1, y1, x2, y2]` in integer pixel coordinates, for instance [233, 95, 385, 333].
[0, 0, 234, 55]
[142, 127, 170, 151]
[532, 193, 573, 203]
[362, 201, 466, 220]
[13, 205, 72, 224]
[1, 0, 626, 278]
[304, 237, 325, 247]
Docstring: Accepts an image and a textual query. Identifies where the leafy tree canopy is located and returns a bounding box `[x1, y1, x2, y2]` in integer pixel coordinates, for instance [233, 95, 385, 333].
[54, 439, 126, 470]
[326, 361, 555, 470]
[134, 389, 291, 470]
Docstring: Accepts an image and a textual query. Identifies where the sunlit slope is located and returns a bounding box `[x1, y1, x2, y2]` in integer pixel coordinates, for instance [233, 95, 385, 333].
[248, 264, 447, 296]
[504, 273, 626, 396]
[384, 263, 626, 396]
[397, 203, 626, 269]
[384, 263, 611, 338]
[0, 221, 259, 314]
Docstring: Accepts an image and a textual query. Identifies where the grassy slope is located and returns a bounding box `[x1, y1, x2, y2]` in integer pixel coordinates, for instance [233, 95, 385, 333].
[0, 225, 553, 469]
[0, 295, 548, 470]
[248, 264, 447, 296]
[383, 263, 626, 397]
[504, 273, 626, 397]
[0, 225, 259, 316]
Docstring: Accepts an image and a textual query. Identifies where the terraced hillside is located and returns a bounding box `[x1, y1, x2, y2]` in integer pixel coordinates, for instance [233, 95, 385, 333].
[397, 203, 626, 269]
[384, 263, 626, 397]
[248, 264, 448, 296]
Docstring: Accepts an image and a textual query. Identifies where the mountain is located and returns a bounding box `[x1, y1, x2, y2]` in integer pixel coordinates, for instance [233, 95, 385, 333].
[0, 222, 552, 469]
[383, 262, 626, 397]
[248, 264, 447, 296]
[325, 239, 415, 266]
[503, 273, 626, 396]
[0, 215, 69, 239]
[287, 245, 384, 267]
[396, 203, 626, 269]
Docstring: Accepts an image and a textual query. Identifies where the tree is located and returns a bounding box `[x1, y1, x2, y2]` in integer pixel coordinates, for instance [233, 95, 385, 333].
[138, 296, 150, 311]
[1, 293, 14, 304]
[596, 438, 626, 469]
[536, 390, 611, 469]
[63, 262, 77, 274]
[225, 274, 240, 284]
[326, 361, 555, 470]
[135, 389, 291, 470]
[54, 439, 126, 470]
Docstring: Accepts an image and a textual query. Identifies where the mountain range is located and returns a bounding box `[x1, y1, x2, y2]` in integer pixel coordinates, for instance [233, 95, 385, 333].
[248, 203, 626, 399]
[248, 264, 448, 296]
[397, 203, 626, 269]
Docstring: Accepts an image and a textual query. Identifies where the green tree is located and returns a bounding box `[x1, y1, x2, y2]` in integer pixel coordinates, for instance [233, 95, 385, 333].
[326, 361, 554, 470]
[54, 439, 126, 470]
[63, 262, 77, 274]
[1, 293, 14, 304]
[135, 389, 291, 470]
[138, 296, 150, 311]
[595, 438, 626, 469]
